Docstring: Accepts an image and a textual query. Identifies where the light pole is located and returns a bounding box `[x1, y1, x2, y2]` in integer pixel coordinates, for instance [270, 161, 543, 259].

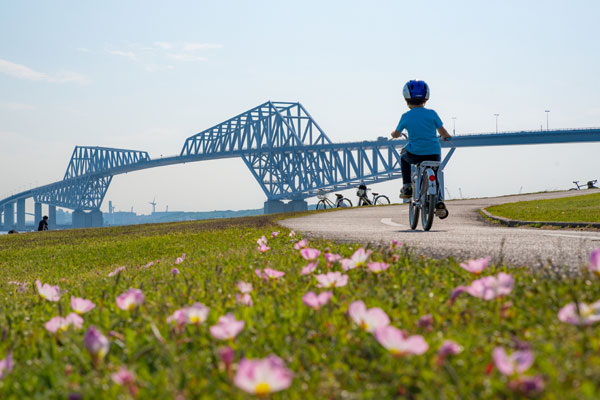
[452, 117, 457, 135]
[493, 114, 499, 134]
[545, 110, 550, 131]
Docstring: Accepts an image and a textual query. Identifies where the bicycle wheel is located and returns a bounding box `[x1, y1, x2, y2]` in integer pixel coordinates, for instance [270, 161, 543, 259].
[374, 195, 390, 205]
[409, 199, 419, 230]
[420, 171, 435, 231]
[337, 198, 352, 208]
[316, 200, 328, 210]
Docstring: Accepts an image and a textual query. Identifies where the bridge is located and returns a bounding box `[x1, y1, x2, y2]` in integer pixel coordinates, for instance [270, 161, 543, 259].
[1, 101, 599, 230]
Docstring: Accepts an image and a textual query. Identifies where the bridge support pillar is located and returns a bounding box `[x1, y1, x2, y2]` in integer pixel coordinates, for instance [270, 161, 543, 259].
[264, 200, 286, 214]
[34, 203, 42, 228]
[48, 205, 57, 230]
[4, 202, 14, 229]
[17, 199, 26, 231]
[287, 200, 308, 212]
[73, 209, 103, 228]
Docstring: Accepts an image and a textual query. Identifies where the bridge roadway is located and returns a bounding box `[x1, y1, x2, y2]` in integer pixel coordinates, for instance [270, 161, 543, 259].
[279, 190, 599, 273]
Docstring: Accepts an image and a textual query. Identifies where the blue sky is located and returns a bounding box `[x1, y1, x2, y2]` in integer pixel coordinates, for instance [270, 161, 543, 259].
[1, 1, 599, 214]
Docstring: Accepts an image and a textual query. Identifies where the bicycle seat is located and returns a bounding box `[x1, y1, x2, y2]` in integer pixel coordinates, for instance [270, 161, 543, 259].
[335, 193, 343, 198]
[372, 193, 379, 196]
[417, 161, 441, 168]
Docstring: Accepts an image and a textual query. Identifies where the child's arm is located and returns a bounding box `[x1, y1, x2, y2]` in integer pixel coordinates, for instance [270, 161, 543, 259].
[437, 126, 452, 141]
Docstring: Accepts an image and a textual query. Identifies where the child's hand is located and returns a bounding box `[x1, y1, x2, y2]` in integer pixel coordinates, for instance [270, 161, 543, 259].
[391, 130, 401, 138]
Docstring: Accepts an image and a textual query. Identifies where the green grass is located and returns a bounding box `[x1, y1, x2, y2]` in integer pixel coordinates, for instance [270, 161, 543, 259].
[486, 192, 600, 223]
[0, 213, 599, 398]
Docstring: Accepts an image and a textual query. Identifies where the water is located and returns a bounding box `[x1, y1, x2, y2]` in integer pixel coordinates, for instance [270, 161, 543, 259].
[0, 231, 8, 235]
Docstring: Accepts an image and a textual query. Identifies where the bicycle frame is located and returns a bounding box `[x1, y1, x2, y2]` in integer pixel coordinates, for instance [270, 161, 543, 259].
[406, 143, 456, 204]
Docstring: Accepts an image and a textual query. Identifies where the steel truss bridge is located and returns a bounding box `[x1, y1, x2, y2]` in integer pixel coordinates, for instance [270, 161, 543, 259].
[1, 101, 599, 229]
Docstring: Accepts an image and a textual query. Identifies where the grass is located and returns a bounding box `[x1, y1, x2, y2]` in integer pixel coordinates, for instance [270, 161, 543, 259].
[0, 212, 599, 398]
[485, 192, 600, 223]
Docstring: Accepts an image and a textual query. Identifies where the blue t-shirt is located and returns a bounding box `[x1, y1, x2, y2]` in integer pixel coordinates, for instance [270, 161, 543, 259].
[396, 107, 443, 155]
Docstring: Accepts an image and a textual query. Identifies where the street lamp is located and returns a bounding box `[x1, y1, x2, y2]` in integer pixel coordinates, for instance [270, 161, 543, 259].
[452, 117, 457, 135]
[493, 114, 500, 134]
[545, 110, 550, 131]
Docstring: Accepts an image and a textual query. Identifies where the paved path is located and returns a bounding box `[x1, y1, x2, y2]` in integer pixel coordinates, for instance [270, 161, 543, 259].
[280, 191, 600, 273]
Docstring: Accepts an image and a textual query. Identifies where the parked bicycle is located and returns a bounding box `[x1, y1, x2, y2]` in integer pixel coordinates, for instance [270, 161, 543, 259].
[356, 184, 390, 206]
[407, 140, 456, 231]
[315, 190, 353, 210]
[570, 180, 598, 190]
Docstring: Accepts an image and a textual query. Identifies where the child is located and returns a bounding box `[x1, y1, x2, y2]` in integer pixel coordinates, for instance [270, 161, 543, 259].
[391, 80, 452, 199]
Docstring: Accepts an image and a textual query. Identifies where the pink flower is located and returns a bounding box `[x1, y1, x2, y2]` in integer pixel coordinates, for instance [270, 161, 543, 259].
[143, 261, 154, 268]
[492, 347, 534, 376]
[301, 262, 318, 276]
[341, 248, 373, 270]
[438, 340, 462, 357]
[35, 279, 62, 302]
[45, 316, 71, 333]
[293, 239, 308, 250]
[348, 300, 390, 332]
[589, 248, 600, 275]
[324, 253, 342, 264]
[234, 355, 293, 395]
[84, 326, 110, 362]
[116, 288, 145, 311]
[166, 309, 186, 327]
[257, 244, 271, 253]
[557, 300, 600, 325]
[175, 253, 186, 264]
[112, 366, 135, 385]
[417, 314, 434, 331]
[0, 353, 14, 379]
[508, 375, 545, 395]
[170, 267, 180, 275]
[236, 293, 253, 306]
[374, 326, 428, 356]
[271, 231, 280, 238]
[300, 247, 321, 261]
[210, 313, 245, 340]
[257, 235, 268, 245]
[367, 262, 390, 274]
[289, 231, 296, 238]
[450, 273, 514, 302]
[302, 291, 333, 310]
[108, 266, 126, 277]
[71, 296, 95, 314]
[191, 303, 212, 324]
[255, 268, 285, 281]
[459, 256, 491, 274]
[219, 346, 235, 367]
[391, 239, 401, 249]
[315, 272, 348, 288]
[65, 313, 84, 329]
[237, 281, 253, 293]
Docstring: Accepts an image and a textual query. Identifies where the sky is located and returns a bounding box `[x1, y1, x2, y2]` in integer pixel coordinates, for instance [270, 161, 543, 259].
[1, 0, 599, 216]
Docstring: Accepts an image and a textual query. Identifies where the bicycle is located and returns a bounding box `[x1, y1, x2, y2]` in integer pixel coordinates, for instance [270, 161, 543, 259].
[570, 180, 598, 190]
[406, 139, 456, 231]
[356, 184, 390, 206]
[315, 190, 353, 210]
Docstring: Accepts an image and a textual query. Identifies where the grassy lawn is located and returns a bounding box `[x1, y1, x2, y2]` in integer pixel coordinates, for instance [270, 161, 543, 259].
[0, 213, 599, 398]
[486, 192, 600, 223]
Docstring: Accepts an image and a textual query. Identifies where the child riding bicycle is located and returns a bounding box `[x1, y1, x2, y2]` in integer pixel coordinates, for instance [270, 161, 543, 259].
[390, 80, 452, 200]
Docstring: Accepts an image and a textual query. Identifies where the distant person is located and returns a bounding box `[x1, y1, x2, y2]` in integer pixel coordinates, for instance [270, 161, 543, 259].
[38, 215, 49, 231]
[390, 80, 452, 199]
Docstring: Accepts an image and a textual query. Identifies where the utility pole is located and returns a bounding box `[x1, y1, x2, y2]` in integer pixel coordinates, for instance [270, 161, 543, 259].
[452, 117, 457, 135]
[545, 110, 550, 131]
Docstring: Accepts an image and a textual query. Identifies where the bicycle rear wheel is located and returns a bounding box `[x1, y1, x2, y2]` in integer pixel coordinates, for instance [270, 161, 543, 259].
[316, 200, 328, 210]
[374, 195, 390, 205]
[420, 171, 435, 231]
[337, 198, 352, 208]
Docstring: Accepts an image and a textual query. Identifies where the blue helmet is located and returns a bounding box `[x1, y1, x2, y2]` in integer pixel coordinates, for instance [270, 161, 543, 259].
[402, 80, 430, 101]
